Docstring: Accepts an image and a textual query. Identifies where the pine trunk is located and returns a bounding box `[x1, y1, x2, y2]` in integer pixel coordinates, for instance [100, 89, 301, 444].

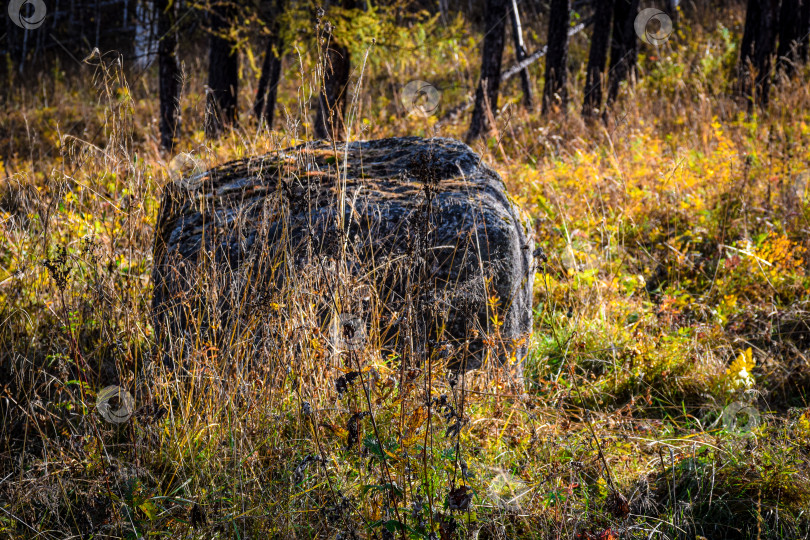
[739, 0, 779, 107]
[801, 0, 810, 62]
[205, 0, 239, 138]
[606, 0, 640, 106]
[582, 0, 615, 118]
[313, 36, 351, 140]
[509, 0, 533, 109]
[314, 1, 355, 140]
[466, 0, 508, 142]
[542, 0, 571, 114]
[776, 0, 803, 75]
[157, 0, 180, 151]
[254, 0, 285, 127]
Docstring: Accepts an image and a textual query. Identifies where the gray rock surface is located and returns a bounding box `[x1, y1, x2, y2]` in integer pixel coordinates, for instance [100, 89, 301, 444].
[152, 137, 534, 378]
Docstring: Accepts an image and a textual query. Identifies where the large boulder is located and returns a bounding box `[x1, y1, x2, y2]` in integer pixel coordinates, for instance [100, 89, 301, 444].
[152, 137, 535, 379]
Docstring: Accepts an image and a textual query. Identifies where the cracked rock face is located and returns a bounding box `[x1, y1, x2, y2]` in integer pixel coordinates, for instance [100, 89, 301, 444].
[152, 137, 534, 379]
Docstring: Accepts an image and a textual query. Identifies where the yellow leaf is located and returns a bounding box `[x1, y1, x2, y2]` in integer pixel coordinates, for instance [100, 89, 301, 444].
[727, 349, 750, 374]
[406, 406, 428, 436]
[139, 500, 157, 520]
[726, 348, 756, 389]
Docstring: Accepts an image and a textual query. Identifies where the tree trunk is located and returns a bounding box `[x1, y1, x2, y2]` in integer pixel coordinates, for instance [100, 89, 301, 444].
[254, 0, 285, 127]
[542, 0, 571, 114]
[466, 0, 508, 142]
[801, 0, 810, 62]
[314, 0, 357, 140]
[157, 0, 180, 151]
[776, 0, 802, 76]
[666, 0, 680, 24]
[739, 0, 758, 75]
[313, 29, 350, 140]
[606, 0, 640, 106]
[739, 0, 779, 107]
[582, 0, 615, 118]
[134, 0, 158, 70]
[313, 30, 347, 140]
[509, 0, 533, 109]
[205, 0, 239, 138]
